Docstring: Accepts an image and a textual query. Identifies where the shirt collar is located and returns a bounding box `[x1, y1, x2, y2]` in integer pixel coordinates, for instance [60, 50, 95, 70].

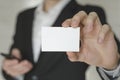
[35, 0, 71, 15]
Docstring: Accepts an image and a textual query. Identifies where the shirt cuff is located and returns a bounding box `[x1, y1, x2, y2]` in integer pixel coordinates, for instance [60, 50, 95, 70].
[14, 75, 24, 80]
[99, 62, 120, 78]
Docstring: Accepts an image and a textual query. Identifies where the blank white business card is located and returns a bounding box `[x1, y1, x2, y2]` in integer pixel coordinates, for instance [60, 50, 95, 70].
[41, 27, 80, 52]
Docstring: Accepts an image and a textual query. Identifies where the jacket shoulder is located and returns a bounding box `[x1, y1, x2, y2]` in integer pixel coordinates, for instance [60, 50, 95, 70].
[84, 5, 105, 13]
[17, 7, 36, 18]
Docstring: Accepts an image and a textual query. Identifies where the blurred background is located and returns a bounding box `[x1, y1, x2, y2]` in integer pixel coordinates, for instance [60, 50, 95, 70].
[0, 0, 120, 80]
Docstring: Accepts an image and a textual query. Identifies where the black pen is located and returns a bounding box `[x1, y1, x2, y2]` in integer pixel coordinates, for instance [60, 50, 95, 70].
[0, 53, 21, 61]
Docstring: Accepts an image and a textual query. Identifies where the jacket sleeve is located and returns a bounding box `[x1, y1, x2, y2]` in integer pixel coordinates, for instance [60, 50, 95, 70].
[2, 11, 24, 80]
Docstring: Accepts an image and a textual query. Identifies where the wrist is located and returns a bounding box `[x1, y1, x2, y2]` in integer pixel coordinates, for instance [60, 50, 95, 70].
[104, 54, 120, 70]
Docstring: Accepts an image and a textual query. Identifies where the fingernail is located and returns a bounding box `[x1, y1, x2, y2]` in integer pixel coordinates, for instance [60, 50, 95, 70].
[86, 24, 93, 33]
[88, 24, 93, 31]
[62, 23, 69, 27]
[72, 20, 78, 27]
[98, 37, 103, 43]
[64, 25, 69, 27]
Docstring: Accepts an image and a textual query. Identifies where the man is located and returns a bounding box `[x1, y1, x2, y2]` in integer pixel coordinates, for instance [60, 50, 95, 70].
[2, 0, 113, 80]
[62, 11, 120, 80]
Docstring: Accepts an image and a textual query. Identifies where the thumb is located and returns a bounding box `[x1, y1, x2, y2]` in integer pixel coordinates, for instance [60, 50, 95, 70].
[11, 48, 21, 59]
[66, 52, 79, 62]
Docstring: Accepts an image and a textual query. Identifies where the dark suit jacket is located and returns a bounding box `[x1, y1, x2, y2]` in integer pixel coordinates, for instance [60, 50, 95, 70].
[3, 0, 107, 80]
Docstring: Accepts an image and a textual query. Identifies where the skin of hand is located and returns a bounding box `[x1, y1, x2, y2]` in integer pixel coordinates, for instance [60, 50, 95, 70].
[2, 48, 33, 77]
[62, 11, 120, 70]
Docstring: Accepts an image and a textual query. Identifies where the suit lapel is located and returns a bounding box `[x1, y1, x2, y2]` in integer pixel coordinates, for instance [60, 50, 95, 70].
[25, 8, 36, 64]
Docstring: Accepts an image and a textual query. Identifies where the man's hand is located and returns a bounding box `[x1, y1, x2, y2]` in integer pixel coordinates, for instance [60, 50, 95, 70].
[2, 48, 33, 77]
[62, 11, 120, 70]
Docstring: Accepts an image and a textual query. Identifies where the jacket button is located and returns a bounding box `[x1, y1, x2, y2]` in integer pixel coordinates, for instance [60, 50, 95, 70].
[32, 75, 39, 80]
